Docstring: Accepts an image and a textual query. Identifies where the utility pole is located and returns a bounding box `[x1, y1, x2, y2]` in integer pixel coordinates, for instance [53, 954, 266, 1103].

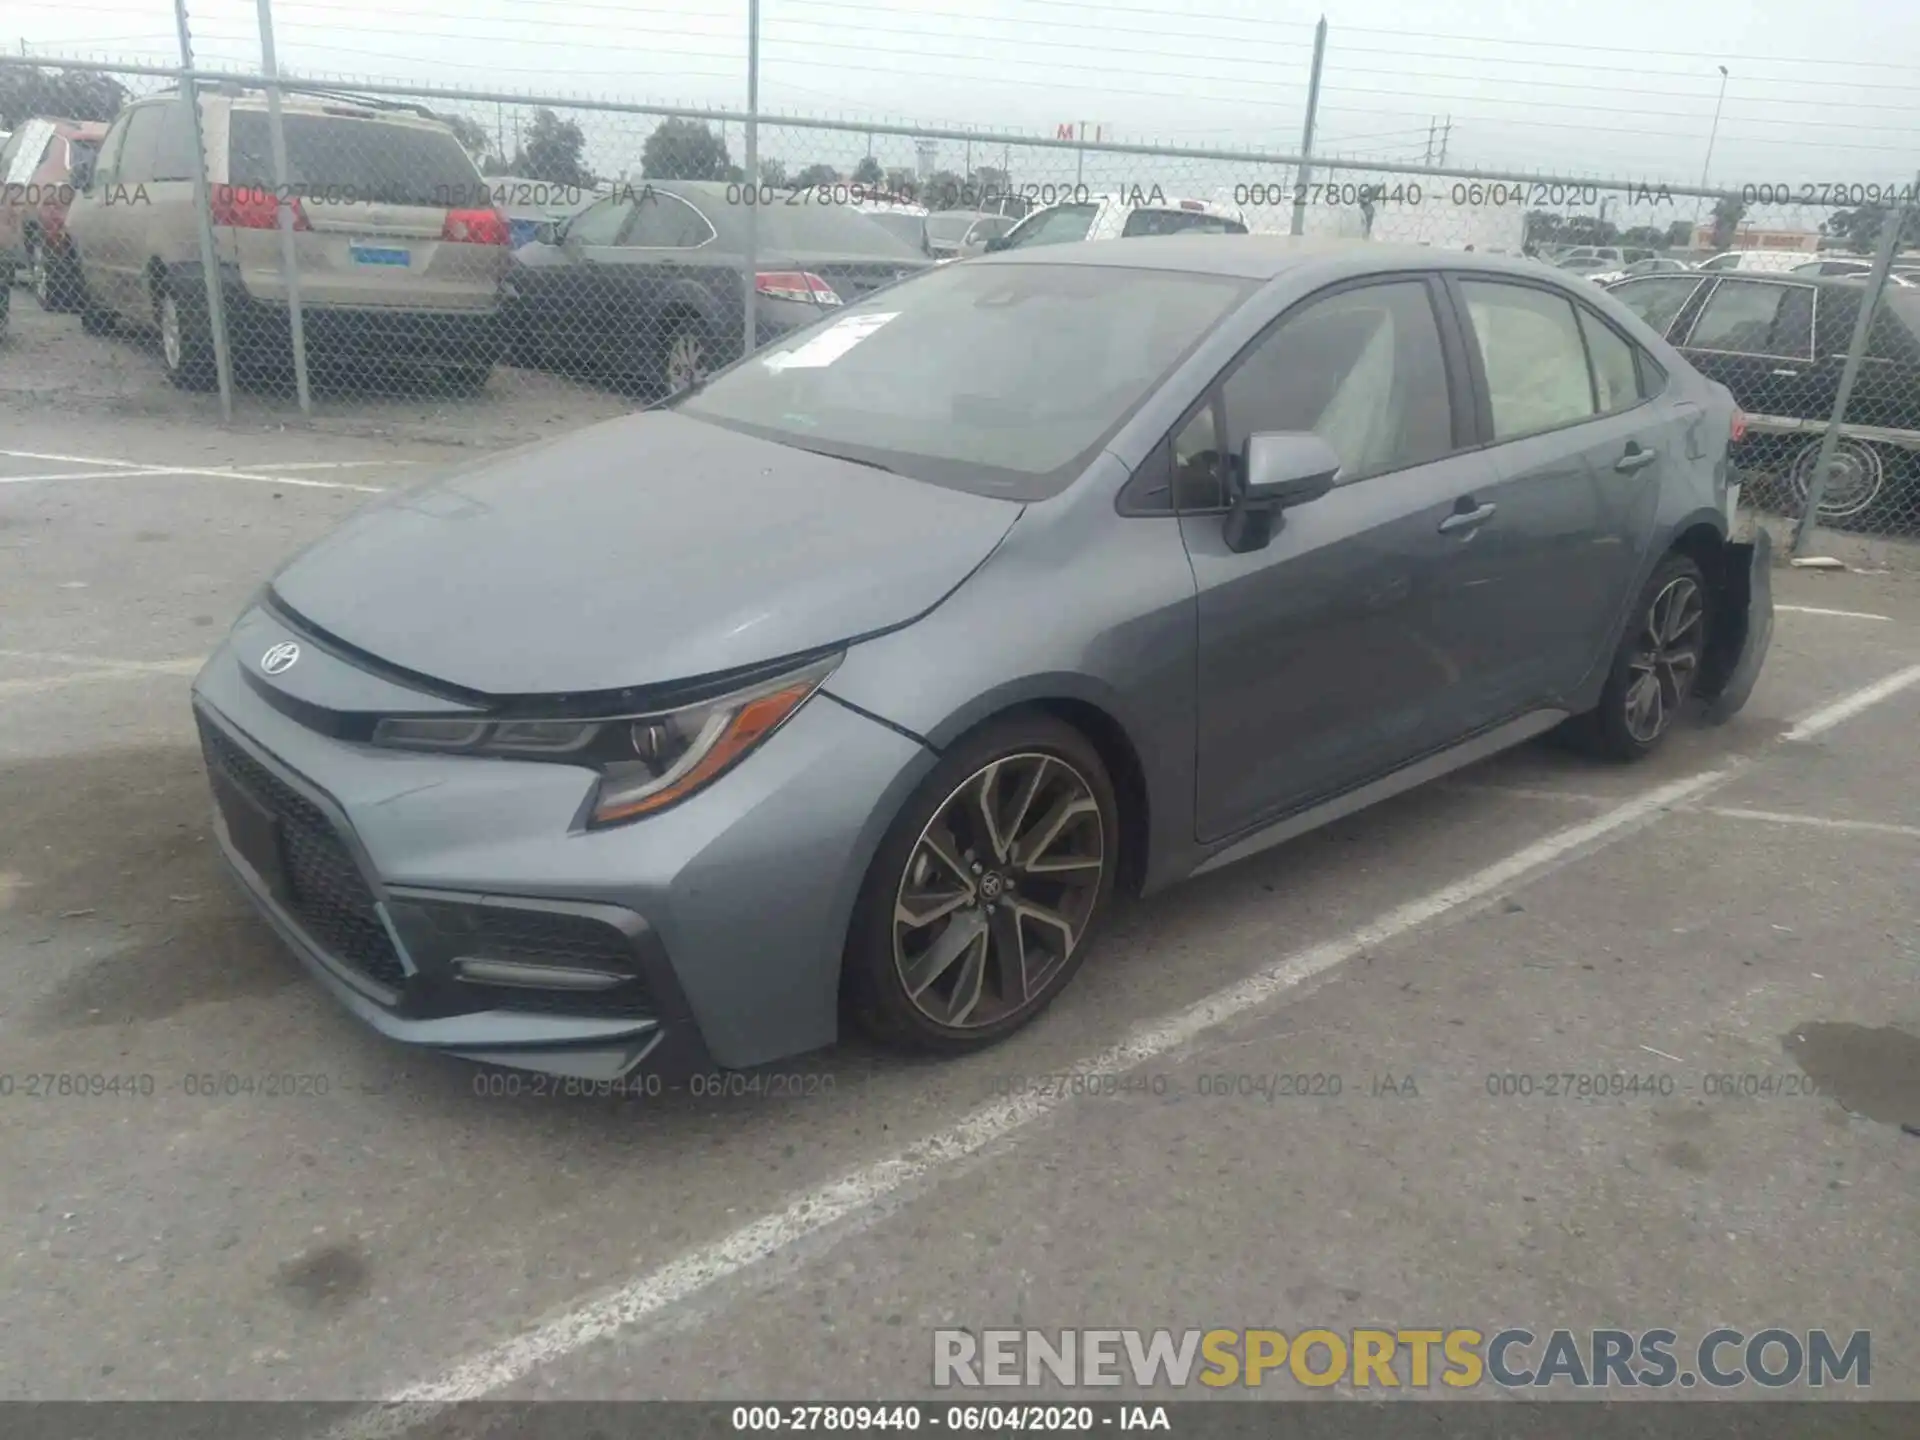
[1288, 16, 1329, 236]
[1439, 115, 1452, 167]
[1424, 118, 1435, 166]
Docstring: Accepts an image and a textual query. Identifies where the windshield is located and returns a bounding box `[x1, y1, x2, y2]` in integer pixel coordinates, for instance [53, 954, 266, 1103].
[862, 210, 929, 251]
[676, 261, 1251, 500]
[926, 213, 986, 243]
[228, 112, 479, 206]
[1003, 203, 1099, 249]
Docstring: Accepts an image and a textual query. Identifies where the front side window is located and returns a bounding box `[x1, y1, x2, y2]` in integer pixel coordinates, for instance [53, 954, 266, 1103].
[1002, 203, 1098, 249]
[151, 101, 197, 182]
[677, 261, 1252, 499]
[1216, 279, 1455, 488]
[1459, 279, 1597, 440]
[1686, 280, 1814, 359]
[1607, 275, 1704, 336]
[622, 192, 713, 248]
[113, 105, 164, 186]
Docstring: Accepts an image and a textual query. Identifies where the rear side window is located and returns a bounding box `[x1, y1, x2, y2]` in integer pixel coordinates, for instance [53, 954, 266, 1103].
[115, 106, 165, 185]
[566, 196, 633, 245]
[1121, 209, 1247, 238]
[1605, 276, 1703, 337]
[1577, 308, 1642, 414]
[227, 113, 481, 206]
[1686, 280, 1814, 359]
[151, 102, 198, 182]
[1459, 280, 1597, 440]
[622, 191, 713, 248]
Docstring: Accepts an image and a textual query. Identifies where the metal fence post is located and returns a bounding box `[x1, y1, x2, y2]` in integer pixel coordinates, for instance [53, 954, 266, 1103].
[1791, 174, 1919, 555]
[741, 0, 760, 365]
[1289, 16, 1328, 237]
[255, 0, 311, 414]
[170, 0, 235, 420]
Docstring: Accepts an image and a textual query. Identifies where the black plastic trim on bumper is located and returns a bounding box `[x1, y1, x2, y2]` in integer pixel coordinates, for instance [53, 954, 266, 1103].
[194, 698, 717, 1083]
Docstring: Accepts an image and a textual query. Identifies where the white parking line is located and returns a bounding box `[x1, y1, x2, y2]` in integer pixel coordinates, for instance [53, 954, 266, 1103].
[0, 448, 388, 493]
[0, 648, 210, 674]
[1701, 806, 1920, 840]
[325, 658, 1920, 1428]
[1776, 605, 1892, 622]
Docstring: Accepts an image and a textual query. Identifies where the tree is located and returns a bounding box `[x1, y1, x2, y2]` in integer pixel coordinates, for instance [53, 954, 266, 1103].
[442, 113, 492, 164]
[758, 157, 789, 187]
[920, 168, 966, 209]
[1522, 209, 1563, 249]
[970, 164, 1010, 202]
[793, 163, 839, 188]
[0, 65, 129, 129]
[1826, 203, 1920, 256]
[884, 166, 916, 196]
[851, 155, 883, 186]
[1619, 225, 1668, 249]
[1665, 219, 1695, 248]
[1708, 195, 1746, 251]
[641, 118, 731, 181]
[510, 108, 594, 187]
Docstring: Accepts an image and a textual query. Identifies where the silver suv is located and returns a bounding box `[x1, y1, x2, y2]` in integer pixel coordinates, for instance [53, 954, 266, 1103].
[65, 86, 509, 389]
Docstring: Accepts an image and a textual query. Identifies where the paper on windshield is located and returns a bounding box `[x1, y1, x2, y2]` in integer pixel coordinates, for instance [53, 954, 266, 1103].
[761, 312, 897, 371]
[5, 119, 56, 185]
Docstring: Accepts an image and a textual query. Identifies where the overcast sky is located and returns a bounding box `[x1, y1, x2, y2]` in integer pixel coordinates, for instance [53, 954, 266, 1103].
[6, 0, 1919, 195]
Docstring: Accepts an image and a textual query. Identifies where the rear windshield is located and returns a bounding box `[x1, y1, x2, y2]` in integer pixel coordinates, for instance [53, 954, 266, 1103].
[926, 213, 983, 243]
[863, 211, 929, 251]
[738, 201, 928, 257]
[227, 112, 481, 207]
[676, 261, 1252, 500]
[1120, 209, 1248, 238]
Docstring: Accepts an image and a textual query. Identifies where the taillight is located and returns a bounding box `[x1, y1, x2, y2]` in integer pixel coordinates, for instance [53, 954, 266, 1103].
[210, 185, 308, 231]
[756, 270, 842, 304]
[442, 207, 510, 245]
[1730, 409, 1749, 444]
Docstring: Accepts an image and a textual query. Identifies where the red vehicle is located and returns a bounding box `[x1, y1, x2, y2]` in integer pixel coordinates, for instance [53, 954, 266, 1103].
[0, 116, 110, 312]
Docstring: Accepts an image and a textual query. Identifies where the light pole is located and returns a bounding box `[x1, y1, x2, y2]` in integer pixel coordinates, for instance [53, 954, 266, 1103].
[1694, 65, 1729, 242]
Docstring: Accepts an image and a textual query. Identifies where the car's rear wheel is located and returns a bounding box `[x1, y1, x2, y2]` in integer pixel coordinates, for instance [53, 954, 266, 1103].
[1786, 435, 1892, 530]
[1563, 553, 1708, 761]
[659, 313, 711, 396]
[844, 714, 1118, 1054]
[28, 236, 79, 312]
[154, 282, 217, 391]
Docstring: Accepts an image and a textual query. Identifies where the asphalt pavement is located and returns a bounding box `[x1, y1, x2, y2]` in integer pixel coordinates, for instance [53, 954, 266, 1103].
[0, 409, 1915, 1417]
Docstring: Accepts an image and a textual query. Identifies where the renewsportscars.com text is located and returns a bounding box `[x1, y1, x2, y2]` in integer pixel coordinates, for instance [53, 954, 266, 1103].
[932, 1327, 1870, 1390]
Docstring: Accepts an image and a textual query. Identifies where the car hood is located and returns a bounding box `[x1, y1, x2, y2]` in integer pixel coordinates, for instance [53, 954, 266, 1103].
[270, 411, 1023, 696]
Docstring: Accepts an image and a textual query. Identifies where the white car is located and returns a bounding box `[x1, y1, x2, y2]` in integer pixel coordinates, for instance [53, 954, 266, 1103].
[852, 197, 932, 254]
[1693, 249, 1814, 274]
[969, 192, 1247, 256]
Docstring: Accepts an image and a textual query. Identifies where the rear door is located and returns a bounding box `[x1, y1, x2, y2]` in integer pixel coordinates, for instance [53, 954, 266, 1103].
[1445, 275, 1673, 709]
[1179, 273, 1504, 839]
[511, 192, 636, 361]
[1671, 277, 1818, 420]
[224, 106, 499, 312]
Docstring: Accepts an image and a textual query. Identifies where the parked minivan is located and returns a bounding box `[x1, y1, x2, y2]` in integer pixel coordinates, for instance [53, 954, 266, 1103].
[63, 86, 510, 389]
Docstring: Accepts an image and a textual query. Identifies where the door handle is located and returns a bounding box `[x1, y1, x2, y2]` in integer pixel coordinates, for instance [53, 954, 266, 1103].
[1438, 502, 1496, 534]
[1615, 446, 1659, 474]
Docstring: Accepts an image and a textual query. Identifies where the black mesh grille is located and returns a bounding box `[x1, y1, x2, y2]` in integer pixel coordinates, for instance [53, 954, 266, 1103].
[197, 715, 407, 991]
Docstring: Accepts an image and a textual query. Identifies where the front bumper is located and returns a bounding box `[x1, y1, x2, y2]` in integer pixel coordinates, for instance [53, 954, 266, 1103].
[191, 622, 934, 1078]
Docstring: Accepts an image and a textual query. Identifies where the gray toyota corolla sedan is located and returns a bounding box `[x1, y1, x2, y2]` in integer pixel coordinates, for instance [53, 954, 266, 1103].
[191, 236, 1772, 1081]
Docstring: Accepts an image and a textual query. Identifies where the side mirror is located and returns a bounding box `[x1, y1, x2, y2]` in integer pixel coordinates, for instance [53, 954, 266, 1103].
[984, 234, 1010, 253]
[1223, 431, 1341, 553]
[69, 156, 95, 192]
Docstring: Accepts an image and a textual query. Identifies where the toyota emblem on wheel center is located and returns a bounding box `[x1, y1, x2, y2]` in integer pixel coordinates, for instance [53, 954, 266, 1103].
[260, 641, 301, 675]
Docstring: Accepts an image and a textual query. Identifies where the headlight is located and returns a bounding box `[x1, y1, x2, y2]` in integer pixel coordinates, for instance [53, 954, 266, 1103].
[371, 654, 840, 827]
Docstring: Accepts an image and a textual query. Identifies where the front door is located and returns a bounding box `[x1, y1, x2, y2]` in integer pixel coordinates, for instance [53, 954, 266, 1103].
[1180, 274, 1504, 842]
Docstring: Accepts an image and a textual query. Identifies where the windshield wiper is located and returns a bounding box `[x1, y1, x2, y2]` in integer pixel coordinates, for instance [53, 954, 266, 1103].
[788, 444, 895, 473]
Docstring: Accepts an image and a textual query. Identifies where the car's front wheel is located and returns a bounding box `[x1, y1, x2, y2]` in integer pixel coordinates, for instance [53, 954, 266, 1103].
[1565, 552, 1708, 761]
[844, 714, 1119, 1054]
[28, 236, 79, 312]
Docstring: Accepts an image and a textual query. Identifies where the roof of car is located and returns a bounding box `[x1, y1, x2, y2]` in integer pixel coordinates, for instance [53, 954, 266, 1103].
[972, 234, 1573, 281]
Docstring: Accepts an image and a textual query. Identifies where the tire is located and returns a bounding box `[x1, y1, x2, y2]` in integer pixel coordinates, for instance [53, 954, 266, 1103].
[79, 275, 114, 334]
[1786, 435, 1892, 532]
[1562, 552, 1709, 762]
[28, 236, 79, 313]
[843, 712, 1120, 1055]
[656, 312, 713, 397]
[153, 280, 218, 391]
[0, 275, 9, 341]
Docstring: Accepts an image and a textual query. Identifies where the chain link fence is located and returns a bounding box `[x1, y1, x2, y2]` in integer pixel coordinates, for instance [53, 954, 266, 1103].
[4, 49, 1919, 552]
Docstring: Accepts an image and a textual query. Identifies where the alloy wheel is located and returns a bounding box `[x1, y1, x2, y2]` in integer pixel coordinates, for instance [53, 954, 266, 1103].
[159, 293, 184, 371]
[1623, 575, 1704, 744]
[665, 329, 706, 392]
[892, 753, 1106, 1030]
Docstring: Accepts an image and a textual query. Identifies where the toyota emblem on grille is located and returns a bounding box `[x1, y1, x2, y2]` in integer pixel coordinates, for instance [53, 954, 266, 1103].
[261, 641, 301, 675]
